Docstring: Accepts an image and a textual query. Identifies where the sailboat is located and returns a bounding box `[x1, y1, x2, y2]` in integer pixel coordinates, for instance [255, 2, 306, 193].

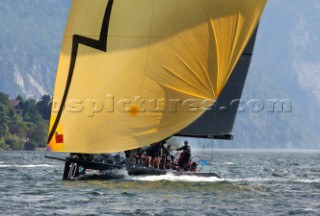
[46, 0, 268, 180]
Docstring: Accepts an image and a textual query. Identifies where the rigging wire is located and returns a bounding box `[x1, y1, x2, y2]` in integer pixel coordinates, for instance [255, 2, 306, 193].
[210, 138, 214, 173]
[202, 138, 205, 160]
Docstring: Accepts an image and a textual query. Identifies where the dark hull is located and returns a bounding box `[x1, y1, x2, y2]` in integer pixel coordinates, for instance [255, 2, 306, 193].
[62, 157, 221, 180]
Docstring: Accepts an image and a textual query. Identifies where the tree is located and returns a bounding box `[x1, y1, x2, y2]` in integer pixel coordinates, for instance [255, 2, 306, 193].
[0, 137, 9, 150]
[5, 135, 24, 150]
[16, 95, 23, 101]
[27, 120, 48, 147]
[0, 104, 9, 137]
[21, 98, 42, 123]
[36, 95, 52, 120]
[0, 93, 9, 105]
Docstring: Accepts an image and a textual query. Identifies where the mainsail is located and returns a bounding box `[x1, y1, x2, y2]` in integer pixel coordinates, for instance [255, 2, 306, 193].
[48, 0, 268, 153]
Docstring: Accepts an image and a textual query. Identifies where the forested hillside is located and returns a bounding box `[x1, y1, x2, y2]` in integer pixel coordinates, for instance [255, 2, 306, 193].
[0, 93, 50, 150]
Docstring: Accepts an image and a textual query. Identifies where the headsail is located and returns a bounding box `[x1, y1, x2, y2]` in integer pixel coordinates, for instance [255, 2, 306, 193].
[48, 0, 268, 153]
[177, 27, 259, 139]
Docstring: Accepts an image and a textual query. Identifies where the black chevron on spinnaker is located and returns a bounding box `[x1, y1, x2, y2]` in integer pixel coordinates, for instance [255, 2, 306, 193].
[48, 0, 114, 143]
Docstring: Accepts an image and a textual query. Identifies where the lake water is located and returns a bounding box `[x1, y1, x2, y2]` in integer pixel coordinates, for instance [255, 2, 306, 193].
[0, 150, 319, 215]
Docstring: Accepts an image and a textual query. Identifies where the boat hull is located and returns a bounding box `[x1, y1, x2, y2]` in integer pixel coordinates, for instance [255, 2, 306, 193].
[62, 157, 221, 180]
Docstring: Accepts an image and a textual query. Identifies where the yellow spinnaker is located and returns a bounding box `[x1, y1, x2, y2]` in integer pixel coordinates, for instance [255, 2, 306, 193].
[48, 0, 268, 153]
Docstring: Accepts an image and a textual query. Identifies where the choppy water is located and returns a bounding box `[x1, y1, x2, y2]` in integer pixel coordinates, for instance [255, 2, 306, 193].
[0, 150, 320, 215]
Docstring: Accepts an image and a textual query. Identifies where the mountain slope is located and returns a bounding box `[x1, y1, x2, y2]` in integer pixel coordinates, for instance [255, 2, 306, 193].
[245, 0, 320, 148]
[0, 0, 70, 97]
